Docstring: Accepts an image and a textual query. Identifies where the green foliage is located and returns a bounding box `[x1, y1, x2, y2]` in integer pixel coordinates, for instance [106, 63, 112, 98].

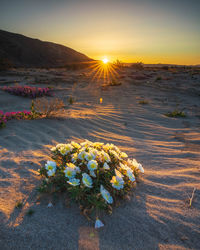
[15, 201, 23, 208]
[68, 96, 75, 105]
[26, 209, 35, 216]
[165, 109, 186, 118]
[155, 76, 162, 81]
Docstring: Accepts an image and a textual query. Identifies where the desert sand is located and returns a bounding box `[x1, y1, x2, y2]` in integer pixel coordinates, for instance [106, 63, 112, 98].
[0, 66, 200, 250]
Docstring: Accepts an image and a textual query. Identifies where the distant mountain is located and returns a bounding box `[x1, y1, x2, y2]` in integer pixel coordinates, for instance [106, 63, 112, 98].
[0, 29, 92, 67]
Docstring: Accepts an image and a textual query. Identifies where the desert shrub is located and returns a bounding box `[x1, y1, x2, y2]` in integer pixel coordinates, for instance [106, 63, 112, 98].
[1, 85, 53, 98]
[112, 59, 125, 69]
[0, 58, 13, 71]
[68, 96, 75, 105]
[165, 109, 186, 118]
[161, 66, 169, 70]
[15, 201, 23, 208]
[65, 62, 93, 71]
[38, 140, 144, 226]
[108, 79, 122, 86]
[33, 97, 64, 117]
[155, 76, 162, 81]
[131, 62, 144, 70]
[139, 100, 149, 104]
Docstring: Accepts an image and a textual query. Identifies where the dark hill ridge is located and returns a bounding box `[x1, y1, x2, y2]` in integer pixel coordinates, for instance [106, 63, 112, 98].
[0, 29, 92, 67]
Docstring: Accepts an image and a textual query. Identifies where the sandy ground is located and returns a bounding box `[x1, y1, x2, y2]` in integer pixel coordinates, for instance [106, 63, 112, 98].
[0, 66, 200, 250]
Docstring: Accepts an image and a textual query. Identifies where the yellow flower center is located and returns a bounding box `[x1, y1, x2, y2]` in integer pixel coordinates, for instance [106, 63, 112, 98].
[115, 180, 120, 186]
[91, 163, 96, 169]
[105, 194, 109, 200]
[84, 178, 90, 185]
[67, 171, 72, 176]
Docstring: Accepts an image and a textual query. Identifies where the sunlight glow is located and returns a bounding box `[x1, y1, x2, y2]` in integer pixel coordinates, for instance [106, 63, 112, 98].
[102, 58, 109, 64]
[87, 59, 119, 87]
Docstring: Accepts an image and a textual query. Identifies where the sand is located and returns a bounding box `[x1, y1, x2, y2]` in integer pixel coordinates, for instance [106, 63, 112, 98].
[0, 67, 200, 250]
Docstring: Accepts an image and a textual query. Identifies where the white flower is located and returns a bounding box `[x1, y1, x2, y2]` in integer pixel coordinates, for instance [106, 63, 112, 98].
[115, 169, 124, 178]
[56, 143, 65, 149]
[45, 161, 56, 176]
[64, 165, 76, 179]
[103, 162, 110, 170]
[100, 185, 113, 204]
[71, 153, 78, 163]
[109, 150, 119, 159]
[47, 202, 53, 208]
[121, 152, 128, 158]
[103, 143, 111, 151]
[95, 219, 104, 229]
[138, 163, 144, 173]
[131, 159, 139, 168]
[90, 170, 96, 177]
[89, 149, 98, 159]
[126, 169, 136, 182]
[45, 161, 56, 170]
[50, 147, 56, 152]
[67, 178, 80, 186]
[85, 152, 93, 161]
[130, 159, 144, 173]
[71, 141, 81, 149]
[82, 173, 93, 188]
[87, 160, 98, 171]
[78, 151, 86, 160]
[47, 170, 56, 177]
[110, 176, 124, 190]
[81, 140, 92, 147]
[102, 152, 111, 162]
[58, 144, 73, 155]
[119, 162, 129, 171]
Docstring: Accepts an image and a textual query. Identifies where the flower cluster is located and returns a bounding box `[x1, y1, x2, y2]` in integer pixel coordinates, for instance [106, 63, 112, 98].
[0, 109, 40, 128]
[1, 86, 52, 98]
[0, 110, 7, 128]
[39, 140, 144, 213]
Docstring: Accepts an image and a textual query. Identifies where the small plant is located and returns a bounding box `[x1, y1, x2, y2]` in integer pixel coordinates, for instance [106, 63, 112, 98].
[161, 66, 169, 70]
[26, 209, 35, 216]
[68, 96, 75, 105]
[15, 201, 23, 208]
[0, 102, 42, 129]
[130, 62, 144, 70]
[108, 79, 121, 86]
[0, 58, 13, 71]
[112, 59, 125, 69]
[0, 111, 7, 128]
[1, 85, 53, 98]
[33, 97, 64, 118]
[139, 100, 149, 104]
[155, 76, 162, 81]
[165, 109, 186, 118]
[38, 140, 144, 227]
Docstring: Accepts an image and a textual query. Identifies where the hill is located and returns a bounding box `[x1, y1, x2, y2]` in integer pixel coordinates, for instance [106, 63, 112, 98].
[0, 29, 92, 67]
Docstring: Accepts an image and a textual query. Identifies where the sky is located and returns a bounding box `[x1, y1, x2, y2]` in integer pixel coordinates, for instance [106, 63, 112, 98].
[0, 0, 200, 65]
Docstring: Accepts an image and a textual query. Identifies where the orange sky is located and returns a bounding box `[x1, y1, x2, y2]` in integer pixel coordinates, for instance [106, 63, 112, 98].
[0, 0, 200, 65]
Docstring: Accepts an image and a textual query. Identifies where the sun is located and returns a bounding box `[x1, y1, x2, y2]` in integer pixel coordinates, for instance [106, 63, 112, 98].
[102, 58, 109, 64]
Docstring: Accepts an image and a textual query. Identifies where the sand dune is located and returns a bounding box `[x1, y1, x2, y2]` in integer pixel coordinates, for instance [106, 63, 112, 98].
[0, 67, 200, 249]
